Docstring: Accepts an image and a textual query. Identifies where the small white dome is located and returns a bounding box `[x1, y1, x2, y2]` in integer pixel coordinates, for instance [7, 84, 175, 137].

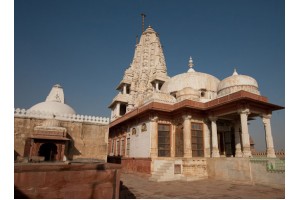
[161, 71, 220, 94]
[28, 101, 76, 115]
[217, 69, 260, 97]
[28, 84, 76, 115]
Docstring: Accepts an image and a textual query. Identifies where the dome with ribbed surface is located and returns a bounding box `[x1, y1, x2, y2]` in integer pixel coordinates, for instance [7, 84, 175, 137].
[217, 69, 260, 97]
[161, 71, 220, 94]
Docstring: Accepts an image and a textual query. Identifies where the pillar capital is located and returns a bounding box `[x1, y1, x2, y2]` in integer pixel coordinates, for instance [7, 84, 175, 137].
[182, 114, 192, 121]
[261, 113, 272, 124]
[150, 116, 158, 122]
[238, 108, 250, 115]
[208, 116, 218, 122]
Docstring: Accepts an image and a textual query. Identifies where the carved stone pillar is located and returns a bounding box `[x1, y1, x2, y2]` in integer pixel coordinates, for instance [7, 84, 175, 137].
[239, 109, 252, 157]
[155, 81, 159, 91]
[116, 102, 120, 117]
[183, 115, 192, 158]
[209, 116, 220, 157]
[123, 85, 127, 94]
[261, 114, 276, 158]
[150, 116, 158, 158]
[171, 124, 175, 158]
[203, 120, 211, 157]
[234, 121, 243, 157]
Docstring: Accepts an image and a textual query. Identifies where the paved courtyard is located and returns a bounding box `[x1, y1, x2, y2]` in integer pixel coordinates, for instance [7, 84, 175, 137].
[120, 173, 284, 199]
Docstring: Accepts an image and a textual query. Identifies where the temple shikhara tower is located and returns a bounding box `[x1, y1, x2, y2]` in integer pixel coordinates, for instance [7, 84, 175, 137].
[109, 26, 169, 119]
[108, 25, 284, 181]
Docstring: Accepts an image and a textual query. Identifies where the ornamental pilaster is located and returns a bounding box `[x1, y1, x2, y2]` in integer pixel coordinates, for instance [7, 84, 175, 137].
[150, 116, 158, 158]
[182, 115, 192, 158]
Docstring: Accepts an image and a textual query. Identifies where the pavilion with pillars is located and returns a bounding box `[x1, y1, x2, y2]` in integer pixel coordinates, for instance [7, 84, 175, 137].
[108, 25, 283, 181]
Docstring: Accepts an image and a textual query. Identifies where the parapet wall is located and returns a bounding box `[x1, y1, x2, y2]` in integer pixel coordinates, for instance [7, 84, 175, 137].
[206, 158, 284, 189]
[14, 163, 121, 198]
[14, 108, 110, 124]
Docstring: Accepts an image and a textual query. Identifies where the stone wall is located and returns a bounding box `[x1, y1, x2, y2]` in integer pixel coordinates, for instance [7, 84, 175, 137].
[250, 160, 285, 188]
[14, 163, 121, 198]
[182, 158, 208, 180]
[14, 117, 108, 161]
[207, 158, 252, 183]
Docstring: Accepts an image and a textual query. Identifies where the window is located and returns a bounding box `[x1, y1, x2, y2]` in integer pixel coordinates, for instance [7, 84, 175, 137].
[126, 138, 130, 156]
[158, 124, 170, 157]
[191, 123, 204, 157]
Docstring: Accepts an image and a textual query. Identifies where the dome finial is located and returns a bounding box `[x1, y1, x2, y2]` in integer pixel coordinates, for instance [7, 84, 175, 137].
[188, 56, 195, 72]
[233, 68, 238, 76]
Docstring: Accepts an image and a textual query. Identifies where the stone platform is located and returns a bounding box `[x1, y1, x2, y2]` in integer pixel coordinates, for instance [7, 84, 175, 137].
[120, 173, 284, 199]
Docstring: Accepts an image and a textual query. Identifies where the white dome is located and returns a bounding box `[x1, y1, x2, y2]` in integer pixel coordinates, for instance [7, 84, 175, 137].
[28, 101, 76, 115]
[28, 84, 76, 115]
[217, 69, 260, 97]
[161, 71, 220, 94]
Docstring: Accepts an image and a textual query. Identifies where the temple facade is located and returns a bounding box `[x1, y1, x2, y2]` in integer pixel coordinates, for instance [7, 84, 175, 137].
[108, 26, 283, 181]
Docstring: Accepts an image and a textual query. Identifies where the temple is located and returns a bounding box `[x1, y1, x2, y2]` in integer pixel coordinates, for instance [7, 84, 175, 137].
[14, 84, 109, 163]
[108, 26, 284, 181]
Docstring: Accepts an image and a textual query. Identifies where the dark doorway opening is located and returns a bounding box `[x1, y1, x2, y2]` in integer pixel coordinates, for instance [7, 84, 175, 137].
[120, 103, 127, 116]
[38, 143, 57, 161]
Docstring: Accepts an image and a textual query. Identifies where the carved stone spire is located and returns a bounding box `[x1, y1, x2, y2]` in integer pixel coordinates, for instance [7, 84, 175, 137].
[110, 25, 169, 119]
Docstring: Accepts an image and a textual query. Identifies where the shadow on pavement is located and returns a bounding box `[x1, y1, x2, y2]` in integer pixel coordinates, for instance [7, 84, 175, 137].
[119, 181, 137, 199]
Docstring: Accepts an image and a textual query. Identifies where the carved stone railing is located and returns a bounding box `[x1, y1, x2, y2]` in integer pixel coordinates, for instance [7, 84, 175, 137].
[14, 108, 110, 124]
[252, 150, 285, 159]
[250, 157, 285, 173]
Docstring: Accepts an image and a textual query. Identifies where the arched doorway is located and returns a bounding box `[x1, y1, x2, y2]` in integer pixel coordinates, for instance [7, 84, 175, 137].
[38, 143, 57, 161]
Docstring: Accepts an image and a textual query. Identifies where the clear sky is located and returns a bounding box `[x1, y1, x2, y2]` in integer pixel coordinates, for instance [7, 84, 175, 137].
[14, 0, 285, 151]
